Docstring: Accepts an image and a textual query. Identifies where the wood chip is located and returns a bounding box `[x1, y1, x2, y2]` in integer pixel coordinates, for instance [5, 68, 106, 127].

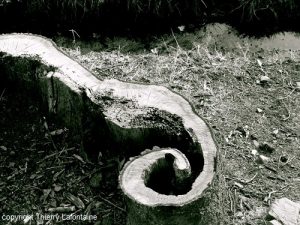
[268, 198, 300, 225]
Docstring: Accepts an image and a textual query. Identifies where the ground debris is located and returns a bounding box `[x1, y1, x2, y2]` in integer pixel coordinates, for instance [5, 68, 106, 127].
[47, 206, 76, 213]
[0, 89, 126, 224]
[65, 193, 85, 209]
[0, 145, 7, 151]
[256, 108, 263, 113]
[267, 220, 283, 225]
[267, 198, 300, 225]
[295, 82, 300, 91]
[260, 75, 271, 84]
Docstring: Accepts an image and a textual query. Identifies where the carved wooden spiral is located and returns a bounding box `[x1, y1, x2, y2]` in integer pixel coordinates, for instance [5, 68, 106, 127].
[0, 34, 218, 225]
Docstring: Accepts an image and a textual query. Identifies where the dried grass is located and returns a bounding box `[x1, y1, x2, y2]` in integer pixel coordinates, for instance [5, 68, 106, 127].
[60, 26, 300, 223]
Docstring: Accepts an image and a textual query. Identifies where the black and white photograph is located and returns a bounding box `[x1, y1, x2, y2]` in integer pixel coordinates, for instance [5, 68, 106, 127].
[0, 0, 299, 224]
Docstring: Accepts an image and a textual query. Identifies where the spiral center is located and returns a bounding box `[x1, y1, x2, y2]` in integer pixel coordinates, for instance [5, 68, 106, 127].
[144, 152, 192, 195]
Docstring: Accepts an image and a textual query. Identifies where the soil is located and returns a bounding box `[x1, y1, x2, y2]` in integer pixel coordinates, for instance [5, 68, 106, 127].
[60, 23, 300, 224]
[0, 88, 126, 224]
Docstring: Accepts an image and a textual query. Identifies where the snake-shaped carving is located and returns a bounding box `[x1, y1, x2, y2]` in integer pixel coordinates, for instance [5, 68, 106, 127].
[0, 34, 217, 225]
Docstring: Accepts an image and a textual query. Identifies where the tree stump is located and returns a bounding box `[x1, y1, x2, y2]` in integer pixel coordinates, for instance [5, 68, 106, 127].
[0, 34, 218, 225]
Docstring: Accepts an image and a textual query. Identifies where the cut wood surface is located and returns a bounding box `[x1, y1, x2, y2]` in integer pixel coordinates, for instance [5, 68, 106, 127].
[0, 34, 218, 224]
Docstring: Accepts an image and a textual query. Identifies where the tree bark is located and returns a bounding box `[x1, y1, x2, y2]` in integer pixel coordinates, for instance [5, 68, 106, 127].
[0, 34, 218, 225]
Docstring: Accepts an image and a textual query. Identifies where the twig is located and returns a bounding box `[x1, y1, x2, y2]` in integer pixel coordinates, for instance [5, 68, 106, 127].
[264, 165, 277, 173]
[69, 29, 80, 44]
[37, 147, 74, 164]
[200, 0, 207, 8]
[238, 173, 258, 184]
[43, 117, 59, 151]
[98, 195, 126, 212]
[76, 164, 114, 184]
[170, 28, 180, 49]
[281, 101, 291, 121]
[0, 88, 5, 101]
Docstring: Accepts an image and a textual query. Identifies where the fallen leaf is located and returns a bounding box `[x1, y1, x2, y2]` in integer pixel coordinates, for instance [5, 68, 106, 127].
[73, 154, 85, 164]
[0, 145, 7, 151]
[65, 193, 85, 209]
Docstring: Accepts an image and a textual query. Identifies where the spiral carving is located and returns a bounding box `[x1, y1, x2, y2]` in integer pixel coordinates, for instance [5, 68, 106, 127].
[0, 34, 218, 225]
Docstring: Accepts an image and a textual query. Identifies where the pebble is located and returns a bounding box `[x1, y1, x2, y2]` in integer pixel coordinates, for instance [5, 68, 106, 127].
[256, 108, 263, 113]
[251, 149, 258, 155]
[260, 75, 271, 83]
[272, 129, 279, 135]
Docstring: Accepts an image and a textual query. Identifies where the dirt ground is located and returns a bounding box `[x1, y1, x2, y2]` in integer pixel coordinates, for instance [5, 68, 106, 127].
[1, 23, 299, 224]
[61, 23, 300, 224]
[0, 90, 126, 224]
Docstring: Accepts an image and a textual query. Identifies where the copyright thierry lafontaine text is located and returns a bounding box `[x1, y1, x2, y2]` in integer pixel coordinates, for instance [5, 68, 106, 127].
[1, 213, 97, 223]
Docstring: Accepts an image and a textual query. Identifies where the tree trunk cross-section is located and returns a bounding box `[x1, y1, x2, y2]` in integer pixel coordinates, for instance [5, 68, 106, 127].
[0, 34, 218, 225]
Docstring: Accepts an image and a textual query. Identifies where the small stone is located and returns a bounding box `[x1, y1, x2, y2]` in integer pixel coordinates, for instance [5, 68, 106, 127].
[268, 198, 300, 225]
[273, 129, 279, 135]
[234, 182, 244, 189]
[251, 149, 258, 155]
[260, 75, 271, 83]
[257, 108, 263, 113]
